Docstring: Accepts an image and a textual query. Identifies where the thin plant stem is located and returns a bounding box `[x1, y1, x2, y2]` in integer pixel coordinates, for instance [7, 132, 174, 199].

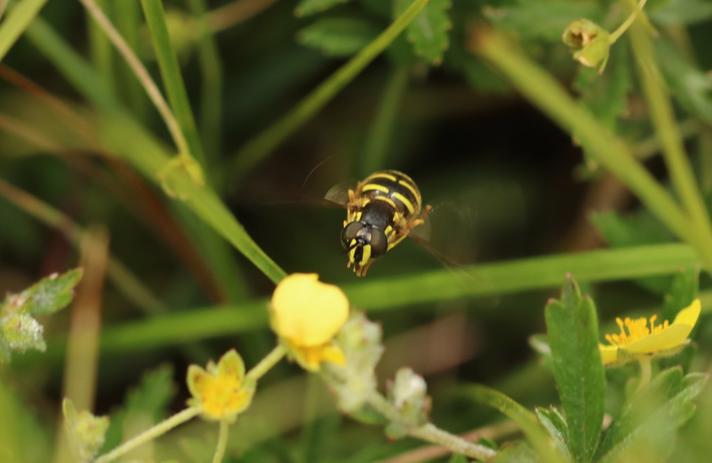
[95, 407, 201, 463]
[229, 0, 431, 181]
[212, 420, 230, 463]
[360, 67, 410, 177]
[0, 0, 47, 60]
[245, 344, 287, 383]
[366, 392, 497, 461]
[383, 420, 519, 463]
[638, 357, 652, 391]
[609, 0, 648, 44]
[471, 30, 706, 265]
[78, 0, 189, 156]
[629, 17, 712, 266]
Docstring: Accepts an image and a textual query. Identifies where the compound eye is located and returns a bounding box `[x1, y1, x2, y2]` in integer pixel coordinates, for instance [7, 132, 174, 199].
[341, 221, 363, 249]
[369, 228, 388, 257]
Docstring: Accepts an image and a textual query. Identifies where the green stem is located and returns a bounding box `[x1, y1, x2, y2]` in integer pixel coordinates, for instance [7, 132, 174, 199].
[95, 407, 201, 463]
[229, 0, 431, 181]
[78, 0, 189, 155]
[366, 393, 496, 461]
[140, 0, 207, 169]
[637, 357, 652, 391]
[472, 30, 701, 262]
[629, 19, 712, 268]
[211, 420, 230, 463]
[245, 344, 287, 383]
[609, 0, 647, 44]
[0, 0, 47, 61]
[360, 67, 410, 176]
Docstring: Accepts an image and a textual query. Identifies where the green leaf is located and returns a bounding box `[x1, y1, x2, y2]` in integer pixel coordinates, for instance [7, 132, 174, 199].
[0, 0, 48, 60]
[597, 368, 708, 463]
[459, 384, 566, 463]
[483, 0, 603, 41]
[656, 39, 712, 124]
[15, 268, 84, 316]
[296, 0, 351, 17]
[298, 17, 380, 57]
[448, 453, 469, 463]
[545, 276, 605, 463]
[104, 365, 175, 451]
[394, 0, 452, 64]
[650, 0, 712, 25]
[536, 407, 571, 459]
[662, 267, 699, 322]
[63, 398, 110, 463]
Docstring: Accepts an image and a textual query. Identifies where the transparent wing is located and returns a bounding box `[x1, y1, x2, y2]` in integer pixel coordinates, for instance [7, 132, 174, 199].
[323, 181, 353, 208]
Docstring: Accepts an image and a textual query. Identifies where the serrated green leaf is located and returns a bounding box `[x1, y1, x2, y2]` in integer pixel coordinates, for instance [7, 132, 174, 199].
[484, 0, 604, 41]
[63, 398, 110, 463]
[545, 276, 605, 463]
[459, 384, 566, 463]
[16, 268, 83, 316]
[598, 369, 708, 463]
[104, 365, 176, 452]
[394, 0, 452, 64]
[662, 267, 699, 322]
[296, 0, 351, 17]
[536, 407, 571, 458]
[298, 17, 380, 57]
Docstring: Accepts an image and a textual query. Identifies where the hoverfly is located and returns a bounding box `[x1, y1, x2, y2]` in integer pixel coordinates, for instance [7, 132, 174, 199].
[325, 169, 432, 277]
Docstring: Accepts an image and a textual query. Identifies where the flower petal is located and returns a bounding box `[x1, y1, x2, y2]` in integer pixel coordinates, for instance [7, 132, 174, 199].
[623, 324, 691, 354]
[599, 344, 618, 365]
[217, 349, 245, 380]
[673, 299, 701, 327]
[271, 273, 349, 346]
[187, 365, 210, 399]
[320, 343, 346, 366]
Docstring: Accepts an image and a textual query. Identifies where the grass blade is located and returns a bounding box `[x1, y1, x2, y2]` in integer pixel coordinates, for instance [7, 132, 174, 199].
[0, 0, 47, 61]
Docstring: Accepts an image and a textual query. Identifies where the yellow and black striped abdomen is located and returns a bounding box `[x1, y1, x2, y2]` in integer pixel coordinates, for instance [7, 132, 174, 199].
[358, 170, 422, 220]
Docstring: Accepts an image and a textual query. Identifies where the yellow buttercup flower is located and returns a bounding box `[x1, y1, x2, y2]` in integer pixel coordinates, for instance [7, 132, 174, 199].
[599, 299, 701, 366]
[270, 273, 349, 371]
[187, 349, 254, 422]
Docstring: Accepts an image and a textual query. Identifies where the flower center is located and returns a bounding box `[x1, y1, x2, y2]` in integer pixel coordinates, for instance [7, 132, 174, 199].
[605, 315, 669, 347]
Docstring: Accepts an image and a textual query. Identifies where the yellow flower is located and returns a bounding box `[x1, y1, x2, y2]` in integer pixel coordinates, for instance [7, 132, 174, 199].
[599, 299, 701, 366]
[187, 349, 254, 422]
[270, 273, 349, 371]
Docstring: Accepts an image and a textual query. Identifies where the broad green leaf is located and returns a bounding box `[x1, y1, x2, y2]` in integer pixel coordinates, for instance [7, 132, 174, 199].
[296, 0, 351, 17]
[104, 365, 176, 451]
[0, 379, 52, 462]
[459, 384, 566, 463]
[483, 0, 603, 41]
[650, 0, 712, 24]
[597, 368, 707, 463]
[656, 40, 712, 124]
[14, 268, 84, 316]
[298, 17, 380, 57]
[545, 276, 605, 463]
[662, 267, 699, 322]
[394, 0, 452, 64]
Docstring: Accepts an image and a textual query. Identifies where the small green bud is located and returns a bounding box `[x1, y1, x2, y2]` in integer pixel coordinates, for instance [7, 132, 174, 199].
[387, 367, 431, 434]
[562, 19, 611, 73]
[63, 399, 110, 463]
